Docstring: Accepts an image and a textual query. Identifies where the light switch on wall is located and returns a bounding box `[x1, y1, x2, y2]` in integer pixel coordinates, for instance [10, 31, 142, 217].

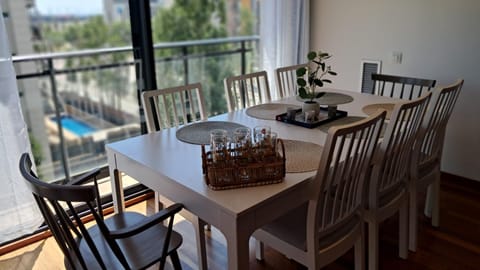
[392, 51, 403, 64]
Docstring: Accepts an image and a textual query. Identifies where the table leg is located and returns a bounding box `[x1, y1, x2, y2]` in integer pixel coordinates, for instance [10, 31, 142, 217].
[192, 217, 208, 270]
[225, 227, 250, 270]
[109, 166, 125, 213]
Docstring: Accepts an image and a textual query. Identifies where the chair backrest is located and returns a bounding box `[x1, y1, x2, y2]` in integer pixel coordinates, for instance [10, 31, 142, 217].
[412, 79, 464, 177]
[371, 73, 436, 100]
[223, 70, 271, 112]
[308, 110, 386, 239]
[19, 153, 110, 270]
[142, 82, 207, 132]
[275, 63, 307, 98]
[368, 92, 431, 209]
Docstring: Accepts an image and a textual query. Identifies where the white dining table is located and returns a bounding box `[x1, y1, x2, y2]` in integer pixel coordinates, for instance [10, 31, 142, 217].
[106, 89, 397, 270]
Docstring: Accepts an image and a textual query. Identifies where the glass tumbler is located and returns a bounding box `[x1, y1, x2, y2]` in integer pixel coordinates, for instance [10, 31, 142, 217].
[253, 125, 271, 145]
[233, 127, 251, 157]
[210, 129, 228, 162]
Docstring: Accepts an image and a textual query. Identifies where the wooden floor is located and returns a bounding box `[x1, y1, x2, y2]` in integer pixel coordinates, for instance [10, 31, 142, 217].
[1, 173, 479, 269]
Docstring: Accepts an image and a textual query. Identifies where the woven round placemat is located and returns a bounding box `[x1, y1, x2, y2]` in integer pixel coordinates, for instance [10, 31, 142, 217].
[316, 116, 366, 133]
[362, 103, 395, 120]
[296, 92, 354, 105]
[246, 103, 300, 120]
[176, 121, 248, 145]
[282, 139, 323, 173]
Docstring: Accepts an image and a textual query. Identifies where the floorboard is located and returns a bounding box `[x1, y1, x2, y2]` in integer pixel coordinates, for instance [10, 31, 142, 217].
[0, 173, 479, 269]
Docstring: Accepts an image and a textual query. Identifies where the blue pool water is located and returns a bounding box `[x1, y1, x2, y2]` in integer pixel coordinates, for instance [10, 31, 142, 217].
[52, 116, 96, 136]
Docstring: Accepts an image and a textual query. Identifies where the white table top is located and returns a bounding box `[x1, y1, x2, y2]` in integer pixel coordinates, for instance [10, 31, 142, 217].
[106, 88, 396, 218]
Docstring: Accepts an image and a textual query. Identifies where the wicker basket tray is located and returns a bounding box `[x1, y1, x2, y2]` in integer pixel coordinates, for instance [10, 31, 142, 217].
[201, 139, 286, 190]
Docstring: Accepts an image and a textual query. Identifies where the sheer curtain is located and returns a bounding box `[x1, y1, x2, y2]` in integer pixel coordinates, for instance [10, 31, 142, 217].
[0, 6, 43, 243]
[259, 0, 310, 99]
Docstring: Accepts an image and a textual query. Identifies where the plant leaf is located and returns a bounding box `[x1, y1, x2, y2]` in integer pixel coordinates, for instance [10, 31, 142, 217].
[314, 79, 324, 87]
[315, 92, 326, 98]
[308, 76, 314, 86]
[296, 67, 306, 76]
[320, 62, 325, 72]
[322, 79, 332, 83]
[319, 53, 329, 57]
[298, 87, 309, 98]
[307, 51, 317, 60]
[297, 78, 306, 87]
[328, 71, 337, 76]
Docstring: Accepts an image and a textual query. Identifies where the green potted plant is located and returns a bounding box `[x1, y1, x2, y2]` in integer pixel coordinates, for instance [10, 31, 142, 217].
[296, 51, 337, 114]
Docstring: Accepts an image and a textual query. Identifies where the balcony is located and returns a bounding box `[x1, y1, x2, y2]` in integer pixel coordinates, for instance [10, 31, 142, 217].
[13, 36, 259, 184]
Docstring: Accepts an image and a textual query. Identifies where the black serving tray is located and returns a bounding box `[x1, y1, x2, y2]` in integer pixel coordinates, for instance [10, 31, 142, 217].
[275, 107, 348, 129]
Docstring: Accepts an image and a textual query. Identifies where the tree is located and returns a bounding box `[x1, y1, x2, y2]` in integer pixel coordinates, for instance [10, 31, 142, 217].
[152, 0, 238, 115]
[153, 0, 227, 42]
[46, 16, 132, 110]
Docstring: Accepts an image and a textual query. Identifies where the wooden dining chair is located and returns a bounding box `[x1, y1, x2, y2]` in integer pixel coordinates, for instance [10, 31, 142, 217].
[141, 83, 209, 270]
[254, 110, 387, 270]
[365, 92, 431, 270]
[142, 82, 207, 131]
[371, 73, 436, 100]
[19, 153, 184, 270]
[408, 79, 464, 252]
[141, 83, 207, 210]
[223, 70, 272, 112]
[276, 63, 307, 98]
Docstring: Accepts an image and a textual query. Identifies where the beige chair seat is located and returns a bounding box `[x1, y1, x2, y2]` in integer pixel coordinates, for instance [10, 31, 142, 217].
[259, 203, 361, 251]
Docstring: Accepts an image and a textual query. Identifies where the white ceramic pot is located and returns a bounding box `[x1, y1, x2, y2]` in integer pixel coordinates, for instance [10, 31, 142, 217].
[302, 101, 320, 116]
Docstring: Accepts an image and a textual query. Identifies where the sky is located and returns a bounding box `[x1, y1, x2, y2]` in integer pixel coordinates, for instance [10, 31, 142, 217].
[35, 0, 103, 15]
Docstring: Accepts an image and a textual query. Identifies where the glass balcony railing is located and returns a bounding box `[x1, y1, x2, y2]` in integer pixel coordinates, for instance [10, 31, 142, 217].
[13, 36, 259, 184]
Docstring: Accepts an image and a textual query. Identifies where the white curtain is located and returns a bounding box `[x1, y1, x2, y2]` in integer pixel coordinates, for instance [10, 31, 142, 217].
[259, 0, 310, 98]
[0, 6, 43, 243]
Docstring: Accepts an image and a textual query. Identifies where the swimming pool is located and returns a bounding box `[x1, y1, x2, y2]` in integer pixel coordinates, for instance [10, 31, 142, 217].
[51, 116, 96, 136]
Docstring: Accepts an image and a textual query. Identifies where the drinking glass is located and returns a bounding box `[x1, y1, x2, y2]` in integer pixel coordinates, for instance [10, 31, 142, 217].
[210, 129, 227, 142]
[232, 127, 251, 157]
[253, 125, 271, 144]
[267, 132, 278, 150]
[210, 129, 228, 162]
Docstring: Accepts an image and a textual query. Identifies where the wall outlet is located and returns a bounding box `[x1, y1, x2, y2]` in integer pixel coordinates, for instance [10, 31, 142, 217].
[392, 51, 403, 64]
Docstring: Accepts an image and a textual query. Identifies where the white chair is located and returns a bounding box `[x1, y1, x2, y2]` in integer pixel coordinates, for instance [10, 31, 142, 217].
[141, 82, 209, 269]
[371, 73, 436, 100]
[276, 63, 307, 98]
[408, 79, 464, 251]
[365, 92, 431, 270]
[142, 83, 207, 131]
[254, 110, 387, 270]
[223, 70, 271, 112]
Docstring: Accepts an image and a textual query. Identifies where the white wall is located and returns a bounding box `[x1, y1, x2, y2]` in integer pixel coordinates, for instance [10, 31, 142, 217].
[311, 0, 480, 181]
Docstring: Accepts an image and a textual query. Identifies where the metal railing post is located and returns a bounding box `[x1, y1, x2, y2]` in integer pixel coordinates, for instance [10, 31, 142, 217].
[182, 46, 191, 122]
[241, 41, 246, 75]
[47, 58, 71, 182]
[240, 41, 247, 108]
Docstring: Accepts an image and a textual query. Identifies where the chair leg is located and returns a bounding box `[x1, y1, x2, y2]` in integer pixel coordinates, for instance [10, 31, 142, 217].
[399, 200, 408, 259]
[368, 221, 379, 270]
[431, 169, 441, 227]
[354, 223, 365, 270]
[170, 250, 182, 270]
[409, 184, 418, 252]
[424, 185, 432, 218]
[154, 192, 166, 213]
[159, 258, 166, 270]
[255, 239, 264, 261]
